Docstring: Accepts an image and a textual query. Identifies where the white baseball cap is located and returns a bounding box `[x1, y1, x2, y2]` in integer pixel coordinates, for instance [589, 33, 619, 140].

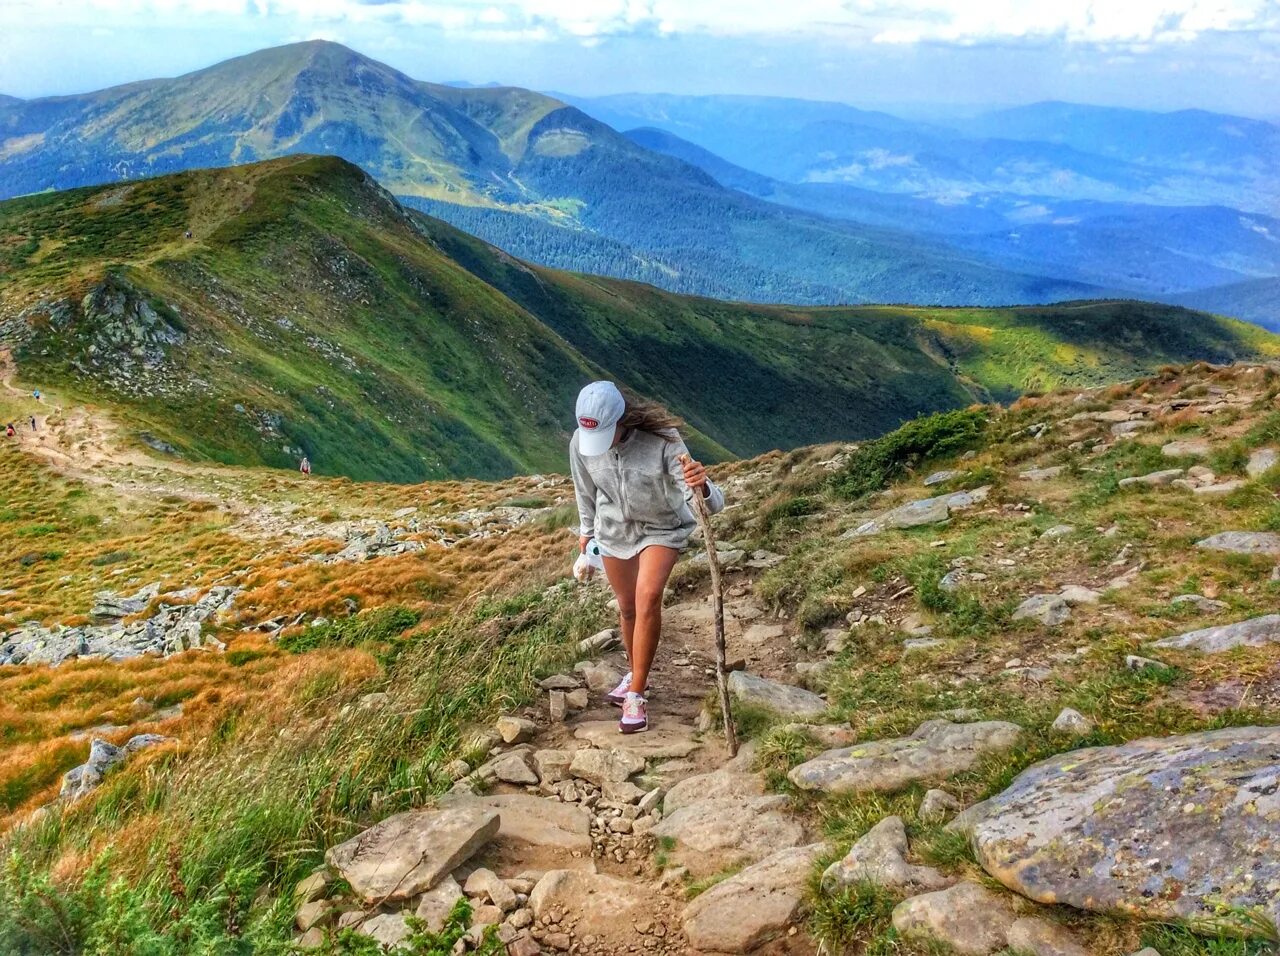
[575, 381, 626, 456]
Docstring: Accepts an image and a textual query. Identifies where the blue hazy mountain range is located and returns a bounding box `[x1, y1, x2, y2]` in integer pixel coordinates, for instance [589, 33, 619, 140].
[1, 42, 1276, 324]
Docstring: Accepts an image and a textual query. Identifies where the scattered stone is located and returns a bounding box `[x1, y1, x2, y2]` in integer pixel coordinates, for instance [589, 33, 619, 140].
[1039, 525, 1074, 540]
[843, 488, 989, 538]
[903, 638, 943, 653]
[548, 690, 567, 721]
[532, 749, 573, 785]
[464, 868, 518, 912]
[325, 806, 499, 904]
[1112, 420, 1153, 437]
[1019, 466, 1063, 481]
[574, 660, 622, 693]
[357, 913, 411, 949]
[952, 726, 1280, 928]
[1196, 532, 1280, 556]
[1170, 593, 1228, 613]
[1125, 654, 1169, 671]
[727, 671, 826, 718]
[1012, 594, 1071, 627]
[489, 751, 539, 785]
[789, 719, 1023, 794]
[1005, 917, 1091, 956]
[1162, 439, 1211, 458]
[1050, 708, 1093, 736]
[821, 817, 952, 894]
[664, 767, 765, 814]
[1120, 468, 1185, 488]
[1247, 447, 1279, 477]
[294, 900, 333, 932]
[565, 688, 589, 711]
[60, 734, 169, 800]
[742, 622, 786, 644]
[923, 469, 959, 486]
[415, 875, 464, 931]
[495, 716, 536, 744]
[1152, 613, 1280, 653]
[538, 674, 579, 691]
[1194, 479, 1246, 496]
[293, 871, 330, 905]
[683, 843, 826, 954]
[651, 795, 805, 875]
[577, 628, 620, 654]
[918, 788, 961, 823]
[891, 882, 1019, 956]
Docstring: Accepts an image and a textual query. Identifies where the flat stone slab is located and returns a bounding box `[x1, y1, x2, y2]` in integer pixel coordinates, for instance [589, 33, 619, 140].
[843, 487, 989, 538]
[1163, 439, 1211, 458]
[1196, 531, 1280, 555]
[727, 671, 826, 718]
[951, 727, 1280, 929]
[439, 793, 591, 852]
[325, 806, 499, 904]
[1152, 613, 1280, 653]
[664, 767, 765, 814]
[683, 843, 826, 954]
[1119, 468, 1183, 487]
[1248, 447, 1279, 477]
[650, 794, 805, 876]
[573, 720, 700, 759]
[789, 720, 1023, 794]
[530, 870, 659, 943]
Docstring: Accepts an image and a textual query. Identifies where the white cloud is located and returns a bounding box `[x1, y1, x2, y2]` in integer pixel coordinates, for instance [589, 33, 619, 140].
[3, 0, 1277, 47]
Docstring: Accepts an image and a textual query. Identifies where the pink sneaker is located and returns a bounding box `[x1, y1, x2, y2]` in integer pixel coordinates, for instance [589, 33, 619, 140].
[606, 671, 651, 706]
[619, 693, 648, 734]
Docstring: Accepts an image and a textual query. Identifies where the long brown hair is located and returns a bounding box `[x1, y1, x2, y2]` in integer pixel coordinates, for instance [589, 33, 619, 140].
[618, 395, 683, 440]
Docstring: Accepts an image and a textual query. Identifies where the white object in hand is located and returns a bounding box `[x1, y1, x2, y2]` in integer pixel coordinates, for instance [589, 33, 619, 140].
[573, 539, 605, 582]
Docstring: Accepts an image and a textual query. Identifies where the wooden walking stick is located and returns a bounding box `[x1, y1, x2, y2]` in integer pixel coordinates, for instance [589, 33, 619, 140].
[681, 455, 738, 756]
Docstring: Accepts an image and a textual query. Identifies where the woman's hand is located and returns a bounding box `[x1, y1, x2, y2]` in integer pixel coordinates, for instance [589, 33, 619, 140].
[579, 535, 591, 554]
[680, 455, 710, 496]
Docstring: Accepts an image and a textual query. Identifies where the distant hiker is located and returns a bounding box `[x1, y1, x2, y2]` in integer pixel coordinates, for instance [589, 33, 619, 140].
[29, 415, 36, 431]
[5, 423, 14, 438]
[32, 389, 40, 401]
[184, 230, 192, 239]
[569, 381, 724, 735]
[299, 456, 311, 475]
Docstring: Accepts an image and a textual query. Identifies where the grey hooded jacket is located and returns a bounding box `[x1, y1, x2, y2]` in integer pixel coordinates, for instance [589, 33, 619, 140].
[570, 428, 725, 559]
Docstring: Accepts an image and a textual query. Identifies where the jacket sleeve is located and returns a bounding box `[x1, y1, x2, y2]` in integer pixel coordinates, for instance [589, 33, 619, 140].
[569, 438, 598, 538]
[668, 439, 725, 516]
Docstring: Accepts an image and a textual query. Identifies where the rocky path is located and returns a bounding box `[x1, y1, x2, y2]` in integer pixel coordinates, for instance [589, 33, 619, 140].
[293, 567, 830, 955]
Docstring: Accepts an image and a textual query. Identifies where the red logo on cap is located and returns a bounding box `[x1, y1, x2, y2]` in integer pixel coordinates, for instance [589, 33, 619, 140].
[579, 417, 599, 429]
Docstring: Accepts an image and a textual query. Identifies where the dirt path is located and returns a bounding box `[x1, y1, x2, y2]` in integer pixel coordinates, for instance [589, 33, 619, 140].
[428, 574, 821, 956]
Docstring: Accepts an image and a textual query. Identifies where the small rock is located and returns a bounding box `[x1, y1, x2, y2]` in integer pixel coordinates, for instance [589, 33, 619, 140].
[496, 716, 536, 744]
[569, 747, 645, 786]
[1012, 594, 1071, 627]
[549, 690, 567, 721]
[1019, 465, 1064, 481]
[578, 628, 620, 653]
[727, 671, 826, 718]
[565, 688, 589, 710]
[465, 868, 519, 912]
[1040, 525, 1074, 540]
[1050, 708, 1093, 736]
[489, 751, 540, 785]
[821, 817, 952, 894]
[1162, 439, 1210, 458]
[1005, 917, 1091, 956]
[1247, 447, 1279, 477]
[357, 913, 412, 949]
[1125, 654, 1169, 671]
[919, 788, 961, 823]
[539, 674, 580, 691]
[533, 749, 573, 785]
[1196, 531, 1280, 555]
[416, 874, 465, 931]
[1170, 593, 1228, 613]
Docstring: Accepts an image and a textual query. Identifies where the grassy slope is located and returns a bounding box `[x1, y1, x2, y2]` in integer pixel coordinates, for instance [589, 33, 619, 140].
[3, 156, 1277, 482]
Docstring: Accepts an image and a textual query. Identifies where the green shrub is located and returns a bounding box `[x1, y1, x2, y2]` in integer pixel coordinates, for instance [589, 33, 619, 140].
[278, 606, 420, 654]
[831, 408, 988, 501]
[761, 495, 822, 531]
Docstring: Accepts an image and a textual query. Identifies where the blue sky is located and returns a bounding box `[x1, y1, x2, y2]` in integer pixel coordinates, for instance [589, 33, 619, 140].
[2, 0, 1278, 117]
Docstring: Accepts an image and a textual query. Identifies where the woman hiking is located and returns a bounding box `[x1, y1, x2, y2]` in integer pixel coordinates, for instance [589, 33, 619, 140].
[569, 381, 724, 734]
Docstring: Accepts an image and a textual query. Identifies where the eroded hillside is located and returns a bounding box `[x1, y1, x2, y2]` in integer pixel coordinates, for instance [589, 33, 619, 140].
[3, 361, 1280, 955]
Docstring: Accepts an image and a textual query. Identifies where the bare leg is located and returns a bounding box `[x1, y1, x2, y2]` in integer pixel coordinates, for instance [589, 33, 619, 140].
[629, 546, 680, 695]
[603, 554, 640, 670]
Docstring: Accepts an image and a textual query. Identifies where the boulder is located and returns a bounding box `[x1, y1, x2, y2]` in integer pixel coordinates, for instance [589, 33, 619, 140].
[325, 806, 499, 904]
[487, 751, 539, 785]
[923, 469, 960, 486]
[789, 720, 1023, 794]
[821, 816, 953, 894]
[1152, 613, 1280, 653]
[650, 794, 805, 876]
[683, 843, 826, 953]
[1196, 532, 1280, 556]
[60, 734, 168, 800]
[951, 727, 1280, 929]
[532, 749, 573, 785]
[892, 882, 1020, 955]
[843, 487, 989, 538]
[1171, 593, 1228, 613]
[727, 671, 826, 718]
